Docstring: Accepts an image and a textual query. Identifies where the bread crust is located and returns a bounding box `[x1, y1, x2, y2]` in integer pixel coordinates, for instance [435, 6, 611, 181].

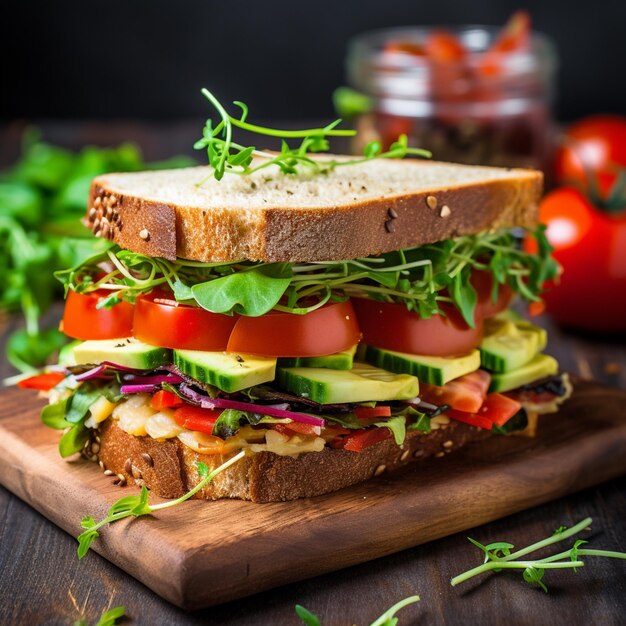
[85, 162, 542, 262]
[96, 418, 488, 502]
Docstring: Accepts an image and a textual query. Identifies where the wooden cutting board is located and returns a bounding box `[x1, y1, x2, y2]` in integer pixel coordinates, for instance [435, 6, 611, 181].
[1, 380, 626, 610]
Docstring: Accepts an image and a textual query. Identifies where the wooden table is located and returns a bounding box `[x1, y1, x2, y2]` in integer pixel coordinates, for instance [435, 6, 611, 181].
[1, 124, 625, 626]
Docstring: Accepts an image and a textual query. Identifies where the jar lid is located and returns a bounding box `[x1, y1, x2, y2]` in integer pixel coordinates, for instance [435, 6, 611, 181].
[347, 26, 557, 100]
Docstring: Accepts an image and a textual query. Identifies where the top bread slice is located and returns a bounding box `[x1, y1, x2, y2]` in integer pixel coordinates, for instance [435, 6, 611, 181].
[86, 157, 542, 262]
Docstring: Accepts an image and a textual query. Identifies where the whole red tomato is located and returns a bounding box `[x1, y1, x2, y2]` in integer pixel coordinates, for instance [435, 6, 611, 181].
[534, 187, 626, 332]
[555, 115, 626, 200]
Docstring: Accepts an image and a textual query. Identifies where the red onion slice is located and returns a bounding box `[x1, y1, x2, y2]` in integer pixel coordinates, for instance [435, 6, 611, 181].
[122, 373, 184, 385]
[177, 384, 325, 427]
[201, 397, 326, 427]
[74, 365, 107, 381]
[120, 384, 158, 394]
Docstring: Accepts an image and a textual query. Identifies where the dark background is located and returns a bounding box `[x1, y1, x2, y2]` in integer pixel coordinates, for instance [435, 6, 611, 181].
[2, 0, 625, 123]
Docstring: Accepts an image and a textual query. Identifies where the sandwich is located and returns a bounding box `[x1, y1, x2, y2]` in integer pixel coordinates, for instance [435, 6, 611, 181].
[31, 151, 570, 502]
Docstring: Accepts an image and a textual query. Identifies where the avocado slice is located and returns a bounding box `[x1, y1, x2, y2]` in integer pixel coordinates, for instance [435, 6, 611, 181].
[174, 349, 276, 393]
[481, 318, 547, 373]
[363, 345, 480, 385]
[277, 363, 419, 404]
[489, 354, 558, 393]
[73, 338, 171, 370]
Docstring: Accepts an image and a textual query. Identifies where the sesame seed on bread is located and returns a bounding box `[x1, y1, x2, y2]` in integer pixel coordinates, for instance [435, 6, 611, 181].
[85, 158, 542, 262]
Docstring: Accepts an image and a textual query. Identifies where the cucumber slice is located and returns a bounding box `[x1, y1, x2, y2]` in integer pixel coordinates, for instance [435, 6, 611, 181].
[489, 354, 559, 393]
[481, 319, 547, 373]
[363, 345, 480, 385]
[279, 344, 357, 370]
[73, 338, 171, 370]
[276, 363, 419, 404]
[174, 350, 276, 393]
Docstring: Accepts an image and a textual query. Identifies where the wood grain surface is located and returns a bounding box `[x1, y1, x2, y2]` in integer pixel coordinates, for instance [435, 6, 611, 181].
[1, 377, 625, 612]
[1, 123, 625, 626]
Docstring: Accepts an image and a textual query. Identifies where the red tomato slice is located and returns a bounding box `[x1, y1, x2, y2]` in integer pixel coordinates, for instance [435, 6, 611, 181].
[446, 409, 493, 430]
[477, 393, 522, 426]
[353, 406, 392, 420]
[353, 298, 483, 357]
[419, 370, 491, 413]
[134, 290, 237, 351]
[151, 390, 186, 411]
[227, 300, 361, 358]
[342, 427, 392, 452]
[472, 270, 514, 318]
[447, 392, 521, 430]
[17, 371, 66, 391]
[62, 290, 134, 340]
[273, 422, 321, 437]
[173, 405, 222, 434]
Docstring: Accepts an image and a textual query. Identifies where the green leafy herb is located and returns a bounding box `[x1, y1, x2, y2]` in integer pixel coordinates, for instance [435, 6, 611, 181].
[40, 381, 119, 457]
[404, 407, 431, 433]
[296, 595, 420, 626]
[212, 409, 249, 439]
[194, 88, 430, 182]
[41, 398, 71, 429]
[76, 451, 245, 558]
[59, 422, 90, 458]
[192, 265, 293, 316]
[65, 383, 103, 424]
[374, 415, 406, 446]
[451, 517, 626, 591]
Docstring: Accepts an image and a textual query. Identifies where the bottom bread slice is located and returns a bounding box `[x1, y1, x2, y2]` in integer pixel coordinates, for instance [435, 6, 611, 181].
[95, 417, 491, 502]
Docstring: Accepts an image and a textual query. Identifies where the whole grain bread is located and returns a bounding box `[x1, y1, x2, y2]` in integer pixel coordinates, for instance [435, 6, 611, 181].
[86, 159, 542, 262]
[96, 417, 489, 502]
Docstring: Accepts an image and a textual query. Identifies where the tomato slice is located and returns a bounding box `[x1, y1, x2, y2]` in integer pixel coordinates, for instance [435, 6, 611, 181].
[352, 298, 483, 357]
[134, 290, 237, 351]
[17, 371, 66, 391]
[447, 392, 521, 430]
[446, 409, 493, 430]
[478, 393, 522, 426]
[227, 300, 361, 358]
[353, 406, 392, 420]
[419, 370, 491, 413]
[173, 405, 222, 434]
[151, 390, 186, 411]
[342, 427, 392, 452]
[62, 290, 134, 340]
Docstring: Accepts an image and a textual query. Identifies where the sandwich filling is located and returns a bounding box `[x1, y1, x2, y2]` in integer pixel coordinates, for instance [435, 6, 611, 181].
[35, 227, 571, 460]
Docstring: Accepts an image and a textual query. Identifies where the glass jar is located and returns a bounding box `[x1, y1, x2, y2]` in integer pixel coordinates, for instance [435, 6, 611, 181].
[346, 26, 558, 173]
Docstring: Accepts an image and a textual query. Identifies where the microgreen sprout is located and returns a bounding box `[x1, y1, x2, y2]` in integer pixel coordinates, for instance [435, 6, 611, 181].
[451, 517, 626, 591]
[73, 606, 126, 626]
[77, 450, 245, 558]
[296, 595, 420, 626]
[56, 227, 557, 327]
[194, 88, 431, 182]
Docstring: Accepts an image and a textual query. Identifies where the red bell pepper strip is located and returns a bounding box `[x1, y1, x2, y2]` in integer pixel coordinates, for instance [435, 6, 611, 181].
[17, 372, 65, 391]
